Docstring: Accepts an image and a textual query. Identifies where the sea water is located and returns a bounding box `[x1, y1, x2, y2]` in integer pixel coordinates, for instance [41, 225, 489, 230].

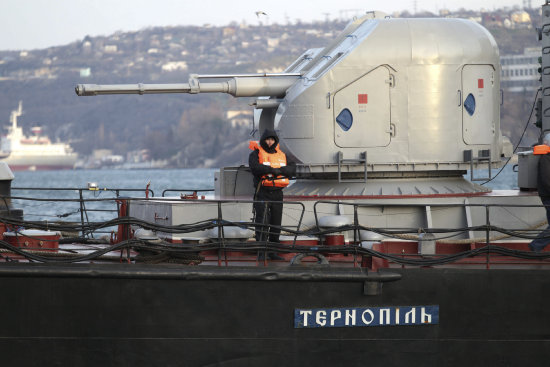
[10, 168, 216, 223]
[8, 165, 519, 223]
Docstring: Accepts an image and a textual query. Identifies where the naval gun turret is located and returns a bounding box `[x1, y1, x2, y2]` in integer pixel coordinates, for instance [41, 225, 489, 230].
[76, 12, 511, 197]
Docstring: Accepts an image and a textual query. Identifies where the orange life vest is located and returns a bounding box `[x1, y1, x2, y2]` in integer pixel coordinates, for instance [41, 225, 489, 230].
[534, 145, 550, 155]
[249, 141, 289, 188]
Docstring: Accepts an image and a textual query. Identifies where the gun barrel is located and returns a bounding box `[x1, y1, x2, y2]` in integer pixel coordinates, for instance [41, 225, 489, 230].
[195, 73, 301, 78]
[76, 74, 300, 98]
[75, 83, 191, 96]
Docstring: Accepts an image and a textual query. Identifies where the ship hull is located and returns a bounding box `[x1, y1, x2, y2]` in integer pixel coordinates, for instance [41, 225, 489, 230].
[0, 155, 77, 170]
[0, 104, 78, 171]
[5, 164, 75, 171]
[0, 263, 548, 366]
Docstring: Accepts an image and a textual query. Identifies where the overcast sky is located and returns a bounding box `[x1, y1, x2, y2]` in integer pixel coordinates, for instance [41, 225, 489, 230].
[0, 0, 527, 51]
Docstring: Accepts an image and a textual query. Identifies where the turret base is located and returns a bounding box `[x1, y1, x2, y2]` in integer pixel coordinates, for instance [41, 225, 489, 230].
[285, 177, 491, 198]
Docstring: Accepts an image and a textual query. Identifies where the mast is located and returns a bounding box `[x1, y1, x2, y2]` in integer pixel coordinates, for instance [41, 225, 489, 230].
[9, 101, 22, 132]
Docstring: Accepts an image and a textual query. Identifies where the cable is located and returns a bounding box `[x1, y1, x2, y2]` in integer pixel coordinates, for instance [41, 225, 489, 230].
[3, 192, 550, 264]
[481, 88, 540, 185]
[2, 214, 550, 264]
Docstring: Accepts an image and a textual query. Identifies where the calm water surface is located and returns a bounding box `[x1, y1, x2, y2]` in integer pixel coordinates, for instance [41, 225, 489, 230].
[11, 168, 216, 222]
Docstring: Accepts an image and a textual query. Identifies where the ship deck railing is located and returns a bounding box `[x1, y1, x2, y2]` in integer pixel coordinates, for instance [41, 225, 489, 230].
[0, 190, 548, 268]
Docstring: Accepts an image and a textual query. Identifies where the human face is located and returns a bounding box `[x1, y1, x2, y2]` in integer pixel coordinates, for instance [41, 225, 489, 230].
[265, 137, 275, 147]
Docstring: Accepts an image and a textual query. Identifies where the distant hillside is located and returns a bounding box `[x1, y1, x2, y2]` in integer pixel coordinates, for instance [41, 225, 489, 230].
[0, 7, 543, 167]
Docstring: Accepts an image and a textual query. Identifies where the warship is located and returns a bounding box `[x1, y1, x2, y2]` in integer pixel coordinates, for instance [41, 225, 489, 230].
[0, 4, 549, 367]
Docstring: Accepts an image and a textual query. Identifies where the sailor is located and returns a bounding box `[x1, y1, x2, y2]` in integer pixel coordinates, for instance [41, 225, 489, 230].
[249, 129, 295, 260]
[530, 132, 550, 252]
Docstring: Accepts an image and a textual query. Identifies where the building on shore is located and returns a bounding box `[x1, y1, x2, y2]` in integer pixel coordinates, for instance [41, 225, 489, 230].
[500, 47, 540, 93]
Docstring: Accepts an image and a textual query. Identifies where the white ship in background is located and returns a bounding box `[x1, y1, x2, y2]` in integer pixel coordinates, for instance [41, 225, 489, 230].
[1, 102, 77, 171]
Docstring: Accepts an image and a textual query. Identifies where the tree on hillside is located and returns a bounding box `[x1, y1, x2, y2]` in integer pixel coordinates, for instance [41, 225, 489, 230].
[175, 104, 250, 167]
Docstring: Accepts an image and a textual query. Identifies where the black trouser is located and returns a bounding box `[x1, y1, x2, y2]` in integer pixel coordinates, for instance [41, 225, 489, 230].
[530, 197, 550, 252]
[254, 188, 283, 243]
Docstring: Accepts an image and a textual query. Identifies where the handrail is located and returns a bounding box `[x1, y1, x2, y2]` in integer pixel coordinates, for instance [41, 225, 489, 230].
[312, 199, 550, 268]
[3, 193, 308, 245]
[0, 194, 549, 267]
[11, 187, 154, 238]
[162, 188, 214, 197]
[13, 187, 155, 197]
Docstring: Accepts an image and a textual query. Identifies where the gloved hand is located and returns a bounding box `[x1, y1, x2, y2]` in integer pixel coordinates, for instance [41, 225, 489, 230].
[280, 163, 296, 177]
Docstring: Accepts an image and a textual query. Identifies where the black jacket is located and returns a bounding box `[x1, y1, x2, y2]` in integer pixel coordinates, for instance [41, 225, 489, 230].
[538, 153, 550, 199]
[249, 129, 296, 189]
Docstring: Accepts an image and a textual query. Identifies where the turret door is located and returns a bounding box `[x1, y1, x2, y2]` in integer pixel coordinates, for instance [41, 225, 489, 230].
[333, 66, 391, 148]
[462, 65, 495, 145]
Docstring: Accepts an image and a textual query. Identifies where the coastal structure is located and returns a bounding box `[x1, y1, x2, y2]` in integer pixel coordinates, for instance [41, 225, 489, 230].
[500, 47, 540, 92]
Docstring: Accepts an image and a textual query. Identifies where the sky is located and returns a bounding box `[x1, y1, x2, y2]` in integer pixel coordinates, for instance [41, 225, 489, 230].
[0, 0, 527, 51]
